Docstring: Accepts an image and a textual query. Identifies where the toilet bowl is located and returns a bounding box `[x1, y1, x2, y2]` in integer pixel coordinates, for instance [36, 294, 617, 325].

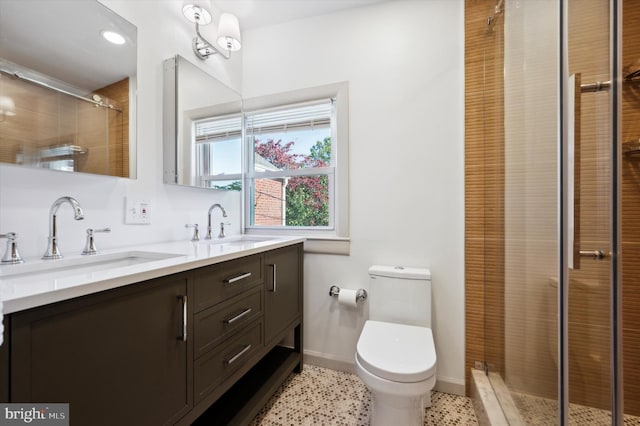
[355, 266, 437, 426]
[356, 320, 436, 425]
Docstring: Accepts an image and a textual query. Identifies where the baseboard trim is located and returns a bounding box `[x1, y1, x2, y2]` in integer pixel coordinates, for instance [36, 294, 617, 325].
[434, 376, 465, 396]
[304, 351, 465, 396]
[304, 350, 356, 374]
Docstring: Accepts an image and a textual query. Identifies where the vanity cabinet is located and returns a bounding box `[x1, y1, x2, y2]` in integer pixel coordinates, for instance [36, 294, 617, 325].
[10, 273, 191, 426]
[1, 242, 303, 426]
[184, 243, 303, 425]
[265, 245, 303, 346]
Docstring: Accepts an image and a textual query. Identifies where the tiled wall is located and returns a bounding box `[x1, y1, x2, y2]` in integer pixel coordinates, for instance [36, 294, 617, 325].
[621, 0, 640, 416]
[566, 0, 612, 411]
[464, 0, 505, 393]
[0, 75, 128, 177]
[95, 78, 129, 178]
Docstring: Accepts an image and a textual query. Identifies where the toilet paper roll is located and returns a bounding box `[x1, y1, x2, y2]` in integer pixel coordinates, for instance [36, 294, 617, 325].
[338, 288, 358, 308]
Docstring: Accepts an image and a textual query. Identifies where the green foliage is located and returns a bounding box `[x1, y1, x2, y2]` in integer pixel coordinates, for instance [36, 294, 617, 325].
[255, 137, 331, 226]
[309, 137, 332, 164]
[213, 181, 241, 191]
[285, 175, 329, 226]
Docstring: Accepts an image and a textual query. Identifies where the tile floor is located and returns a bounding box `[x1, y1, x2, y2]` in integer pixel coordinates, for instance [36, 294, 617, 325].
[511, 391, 640, 426]
[249, 364, 479, 425]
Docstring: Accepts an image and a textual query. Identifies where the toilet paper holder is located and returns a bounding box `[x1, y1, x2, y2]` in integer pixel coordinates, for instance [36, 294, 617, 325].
[329, 285, 368, 302]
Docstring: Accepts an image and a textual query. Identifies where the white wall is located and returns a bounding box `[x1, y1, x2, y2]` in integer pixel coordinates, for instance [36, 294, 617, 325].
[0, 0, 243, 260]
[0, 0, 466, 391]
[242, 0, 465, 390]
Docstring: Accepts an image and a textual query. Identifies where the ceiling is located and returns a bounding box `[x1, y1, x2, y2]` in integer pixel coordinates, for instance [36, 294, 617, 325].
[0, 0, 388, 93]
[0, 0, 136, 92]
[212, 0, 390, 30]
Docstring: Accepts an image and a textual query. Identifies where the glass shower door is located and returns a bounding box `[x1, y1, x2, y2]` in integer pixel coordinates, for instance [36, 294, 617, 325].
[564, 0, 619, 423]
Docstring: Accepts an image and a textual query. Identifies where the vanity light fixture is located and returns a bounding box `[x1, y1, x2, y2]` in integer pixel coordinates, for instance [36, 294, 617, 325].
[100, 30, 126, 45]
[182, 0, 241, 60]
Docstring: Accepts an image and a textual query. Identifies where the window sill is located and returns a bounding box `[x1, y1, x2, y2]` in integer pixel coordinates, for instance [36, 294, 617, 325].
[303, 237, 350, 256]
[244, 230, 350, 255]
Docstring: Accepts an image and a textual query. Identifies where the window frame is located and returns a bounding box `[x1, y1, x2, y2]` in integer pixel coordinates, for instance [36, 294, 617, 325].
[193, 113, 243, 189]
[241, 82, 350, 245]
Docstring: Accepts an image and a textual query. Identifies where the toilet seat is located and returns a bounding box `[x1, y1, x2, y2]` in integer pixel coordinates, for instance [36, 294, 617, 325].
[356, 320, 436, 383]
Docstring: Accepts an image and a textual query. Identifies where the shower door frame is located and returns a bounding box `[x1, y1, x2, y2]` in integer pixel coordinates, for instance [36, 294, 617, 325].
[560, 0, 623, 424]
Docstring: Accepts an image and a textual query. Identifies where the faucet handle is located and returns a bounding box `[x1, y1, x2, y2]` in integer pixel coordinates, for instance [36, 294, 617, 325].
[82, 227, 111, 255]
[185, 224, 200, 241]
[0, 232, 25, 264]
[218, 222, 231, 239]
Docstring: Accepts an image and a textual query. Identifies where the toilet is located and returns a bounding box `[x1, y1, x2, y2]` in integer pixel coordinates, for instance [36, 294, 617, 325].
[355, 265, 437, 426]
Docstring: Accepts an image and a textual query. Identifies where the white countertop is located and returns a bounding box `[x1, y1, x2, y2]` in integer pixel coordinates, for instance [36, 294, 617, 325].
[0, 236, 304, 314]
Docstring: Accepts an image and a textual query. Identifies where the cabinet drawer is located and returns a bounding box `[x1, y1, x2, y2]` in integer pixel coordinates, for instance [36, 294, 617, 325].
[194, 287, 263, 359]
[194, 319, 263, 403]
[193, 254, 264, 312]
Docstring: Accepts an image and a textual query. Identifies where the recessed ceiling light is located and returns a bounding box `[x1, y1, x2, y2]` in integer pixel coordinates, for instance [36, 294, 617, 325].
[101, 30, 126, 45]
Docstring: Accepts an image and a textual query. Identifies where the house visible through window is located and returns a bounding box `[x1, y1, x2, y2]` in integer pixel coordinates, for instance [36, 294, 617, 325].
[246, 100, 334, 229]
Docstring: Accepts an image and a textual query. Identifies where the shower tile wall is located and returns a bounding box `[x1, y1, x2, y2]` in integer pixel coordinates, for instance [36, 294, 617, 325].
[464, 0, 506, 393]
[96, 78, 130, 177]
[621, 0, 640, 417]
[502, 0, 559, 400]
[566, 0, 612, 413]
[0, 76, 129, 177]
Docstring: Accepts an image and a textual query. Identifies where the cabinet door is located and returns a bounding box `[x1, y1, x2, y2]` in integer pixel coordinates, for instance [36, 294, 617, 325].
[264, 244, 302, 345]
[11, 274, 192, 426]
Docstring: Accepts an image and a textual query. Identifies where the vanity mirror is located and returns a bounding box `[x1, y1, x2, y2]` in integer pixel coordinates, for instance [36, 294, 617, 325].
[0, 0, 137, 178]
[163, 55, 242, 189]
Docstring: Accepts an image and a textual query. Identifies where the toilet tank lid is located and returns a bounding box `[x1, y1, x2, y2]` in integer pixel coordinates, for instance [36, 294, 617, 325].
[368, 265, 431, 280]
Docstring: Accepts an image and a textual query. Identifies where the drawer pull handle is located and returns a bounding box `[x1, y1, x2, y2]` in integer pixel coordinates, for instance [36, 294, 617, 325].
[268, 264, 277, 292]
[224, 308, 252, 324]
[226, 344, 252, 365]
[224, 272, 252, 284]
[178, 295, 187, 342]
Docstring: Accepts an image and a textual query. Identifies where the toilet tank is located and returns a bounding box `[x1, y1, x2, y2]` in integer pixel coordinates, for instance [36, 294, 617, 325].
[368, 265, 432, 328]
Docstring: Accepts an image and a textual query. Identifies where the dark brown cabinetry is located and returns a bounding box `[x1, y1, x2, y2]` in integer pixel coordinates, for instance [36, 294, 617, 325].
[0, 242, 303, 426]
[10, 274, 191, 426]
[265, 244, 303, 346]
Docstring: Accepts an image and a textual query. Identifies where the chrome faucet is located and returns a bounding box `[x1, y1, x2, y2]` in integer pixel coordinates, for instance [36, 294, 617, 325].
[0, 232, 25, 264]
[42, 196, 84, 259]
[82, 227, 111, 255]
[205, 203, 227, 239]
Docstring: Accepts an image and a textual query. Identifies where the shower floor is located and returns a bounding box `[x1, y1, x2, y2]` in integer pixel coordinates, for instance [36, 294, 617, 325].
[475, 370, 640, 425]
[510, 391, 640, 425]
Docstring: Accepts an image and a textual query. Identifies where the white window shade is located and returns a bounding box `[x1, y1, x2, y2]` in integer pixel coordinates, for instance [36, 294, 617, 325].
[246, 99, 333, 134]
[195, 114, 242, 143]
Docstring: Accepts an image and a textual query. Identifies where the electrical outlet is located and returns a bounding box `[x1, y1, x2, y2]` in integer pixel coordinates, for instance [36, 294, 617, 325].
[125, 198, 151, 225]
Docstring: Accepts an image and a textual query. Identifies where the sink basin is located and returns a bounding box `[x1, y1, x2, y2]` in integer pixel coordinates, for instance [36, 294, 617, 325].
[0, 251, 184, 281]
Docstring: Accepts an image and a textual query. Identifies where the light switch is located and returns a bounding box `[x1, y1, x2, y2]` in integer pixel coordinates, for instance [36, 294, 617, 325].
[125, 198, 151, 225]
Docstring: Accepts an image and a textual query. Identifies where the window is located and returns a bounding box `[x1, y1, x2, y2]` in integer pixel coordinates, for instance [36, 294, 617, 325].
[194, 114, 242, 190]
[193, 82, 349, 251]
[243, 82, 349, 243]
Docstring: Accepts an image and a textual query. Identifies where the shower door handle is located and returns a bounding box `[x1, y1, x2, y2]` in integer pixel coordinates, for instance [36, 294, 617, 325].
[569, 73, 582, 269]
[579, 249, 609, 260]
